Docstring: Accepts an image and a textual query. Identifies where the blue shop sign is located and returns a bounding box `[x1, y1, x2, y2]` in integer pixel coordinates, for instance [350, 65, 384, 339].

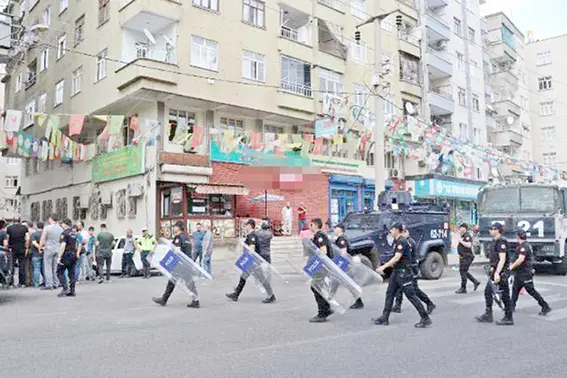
[414, 179, 482, 200]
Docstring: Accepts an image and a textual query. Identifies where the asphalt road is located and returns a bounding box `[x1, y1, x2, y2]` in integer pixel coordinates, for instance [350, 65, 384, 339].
[1, 265, 567, 378]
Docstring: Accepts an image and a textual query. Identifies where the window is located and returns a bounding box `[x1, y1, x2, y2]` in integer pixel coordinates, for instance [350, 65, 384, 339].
[541, 126, 556, 141]
[6, 157, 18, 165]
[75, 15, 85, 45]
[543, 152, 557, 166]
[538, 76, 552, 91]
[54, 80, 64, 106]
[220, 117, 244, 131]
[351, 0, 365, 19]
[473, 128, 481, 145]
[280, 56, 312, 97]
[42, 6, 51, 26]
[39, 49, 49, 71]
[24, 100, 36, 126]
[5, 176, 18, 188]
[71, 66, 82, 95]
[135, 42, 149, 59]
[193, 0, 219, 11]
[57, 34, 66, 59]
[38, 92, 47, 114]
[536, 51, 551, 66]
[383, 93, 395, 116]
[319, 68, 344, 95]
[539, 101, 554, 116]
[98, 0, 110, 25]
[472, 94, 480, 111]
[243, 0, 264, 27]
[242, 50, 265, 82]
[353, 83, 368, 107]
[459, 123, 468, 140]
[350, 41, 367, 63]
[456, 52, 464, 71]
[458, 87, 466, 106]
[96, 49, 108, 82]
[191, 36, 218, 71]
[59, 0, 68, 14]
[27, 60, 37, 88]
[453, 18, 462, 37]
[468, 27, 475, 43]
[15, 72, 23, 92]
[168, 109, 196, 142]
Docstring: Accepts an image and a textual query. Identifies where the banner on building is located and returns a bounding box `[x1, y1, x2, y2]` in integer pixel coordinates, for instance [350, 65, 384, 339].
[92, 145, 144, 183]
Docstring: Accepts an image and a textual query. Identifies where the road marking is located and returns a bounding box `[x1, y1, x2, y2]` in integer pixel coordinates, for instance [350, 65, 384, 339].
[449, 287, 552, 305]
[530, 305, 567, 322]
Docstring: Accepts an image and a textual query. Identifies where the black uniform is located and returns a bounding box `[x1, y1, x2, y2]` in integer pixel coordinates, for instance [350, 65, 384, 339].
[457, 232, 480, 292]
[159, 233, 199, 307]
[335, 235, 351, 255]
[57, 228, 78, 296]
[311, 230, 334, 320]
[511, 241, 550, 313]
[482, 237, 513, 320]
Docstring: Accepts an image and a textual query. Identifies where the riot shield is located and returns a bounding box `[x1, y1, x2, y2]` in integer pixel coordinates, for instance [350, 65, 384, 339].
[334, 253, 383, 288]
[302, 240, 363, 314]
[151, 238, 212, 298]
[234, 242, 287, 296]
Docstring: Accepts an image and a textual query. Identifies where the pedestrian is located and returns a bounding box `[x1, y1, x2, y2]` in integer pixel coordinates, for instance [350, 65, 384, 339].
[30, 222, 44, 288]
[4, 220, 30, 287]
[201, 224, 214, 275]
[333, 223, 365, 309]
[392, 228, 436, 315]
[56, 219, 79, 298]
[120, 228, 137, 278]
[138, 227, 156, 279]
[299, 223, 312, 240]
[475, 222, 514, 325]
[152, 221, 200, 308]
[22, 221, 33, 287]
[84, 227, 96, 281]
[510, 229, 551, 316]
[192, 223, 205, 264]
[455, 223, 481, 294]
[40, 214, 63, 290]
[95, 223, 114, 284]
[308, 218, 335, 323]
[281, 202, 292, 236]
[74, 221, 90, 281]
[297, 203, 307, 234]
[373, 223, 432, 328]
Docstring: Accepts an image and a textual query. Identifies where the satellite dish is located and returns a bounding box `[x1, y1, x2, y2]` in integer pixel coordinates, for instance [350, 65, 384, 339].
[163, 35, 174, 46]
[143, 28, 156, 45]
[405, 102, 415, 115]
[506, 116, 514, 125]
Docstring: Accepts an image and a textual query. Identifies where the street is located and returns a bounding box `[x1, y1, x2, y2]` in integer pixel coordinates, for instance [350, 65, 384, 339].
[1, 265, 567, 378]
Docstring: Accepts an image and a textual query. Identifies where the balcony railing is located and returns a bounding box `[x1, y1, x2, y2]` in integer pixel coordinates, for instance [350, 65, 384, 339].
[280, 24, 312, 46]
[426, 47, 451, 62]
[399, 31, 420, 46]
[281, 26, 298, 41]
[26, 73, 37, 89]
[430, 85, 453, 99]
[280, 80, 313, 97]
[425, 9, 449, 27]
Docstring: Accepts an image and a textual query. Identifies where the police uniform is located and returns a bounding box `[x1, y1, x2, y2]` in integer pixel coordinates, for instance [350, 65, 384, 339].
[139, 234, 156, 279]
[374, 235, 431, 327]
[56, 227, 78, 297]
[335, 235, 351, 255]
[456, 231, 480, 293]
[511, 240, 550, 315]
[310, 230, 334, 322]
[332, 234, 365, 309]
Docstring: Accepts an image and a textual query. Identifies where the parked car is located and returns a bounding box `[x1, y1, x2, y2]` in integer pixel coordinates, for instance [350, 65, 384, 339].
[110, 236, 145, 275]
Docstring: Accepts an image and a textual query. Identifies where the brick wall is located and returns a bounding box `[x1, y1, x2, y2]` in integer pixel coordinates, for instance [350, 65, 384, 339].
[211, 162, 329, 232]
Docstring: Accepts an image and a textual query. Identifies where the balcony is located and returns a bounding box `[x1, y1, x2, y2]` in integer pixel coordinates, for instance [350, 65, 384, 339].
[119, 0, 181, 25]
[397, 0, 419, 20]
[424, 9, 451, 44]
[278, 81, 315, 114]
[425, 48, 452, 79]
[399, 31, 421, 57]
[280, 4, 312, 46]
[425, 0, 448, 8]
[428, 85, 454, 116]
[491, 69, 519, 87]
[486, 115, 496, 130]
[492, 94, 520, 118]
[115, 58, 178, 92]
[490, 127, 523, 147]
[488, 40, 517, 63]
[318, 19, 347, 61]
[400, 79, 421, 98]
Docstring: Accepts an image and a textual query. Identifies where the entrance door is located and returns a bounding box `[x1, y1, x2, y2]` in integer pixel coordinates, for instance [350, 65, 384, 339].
[331, 188, 358, 225]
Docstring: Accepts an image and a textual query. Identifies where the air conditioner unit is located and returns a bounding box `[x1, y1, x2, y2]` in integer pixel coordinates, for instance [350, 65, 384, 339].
[128, 183, 144, 197]
[100, 191, 112, 206]
[387, 168, 400, 179]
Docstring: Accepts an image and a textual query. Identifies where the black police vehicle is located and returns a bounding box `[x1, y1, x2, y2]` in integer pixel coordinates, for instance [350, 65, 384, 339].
[338, 191, 451, 279]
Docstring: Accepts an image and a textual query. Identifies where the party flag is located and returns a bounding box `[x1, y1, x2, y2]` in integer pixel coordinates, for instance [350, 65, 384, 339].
[109, 115, 125, 135]
[69, 115, 85, 136]
[4, 110, 23, 132]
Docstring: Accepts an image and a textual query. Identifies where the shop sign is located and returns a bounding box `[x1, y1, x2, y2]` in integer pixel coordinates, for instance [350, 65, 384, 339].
[309, 155, 366, 176]
[414, 178, 482, 200]
[92, 145, 143, 183]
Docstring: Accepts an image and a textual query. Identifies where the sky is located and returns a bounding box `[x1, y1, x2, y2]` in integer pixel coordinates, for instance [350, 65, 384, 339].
[481, 0, 567, 39]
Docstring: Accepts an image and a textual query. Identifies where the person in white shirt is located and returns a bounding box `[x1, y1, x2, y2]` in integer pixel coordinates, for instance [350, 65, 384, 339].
[281, 202, 292, 236]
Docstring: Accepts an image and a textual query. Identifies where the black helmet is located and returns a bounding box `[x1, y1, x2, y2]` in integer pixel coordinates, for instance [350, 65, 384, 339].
[517, 229, 527, 239]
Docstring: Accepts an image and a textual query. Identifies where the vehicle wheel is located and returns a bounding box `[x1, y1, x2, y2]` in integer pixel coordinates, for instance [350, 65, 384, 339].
[420, 251, 444, 280]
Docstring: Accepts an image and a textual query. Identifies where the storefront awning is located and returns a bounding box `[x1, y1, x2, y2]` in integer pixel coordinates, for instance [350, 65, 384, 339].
[191, 183, 249, 196]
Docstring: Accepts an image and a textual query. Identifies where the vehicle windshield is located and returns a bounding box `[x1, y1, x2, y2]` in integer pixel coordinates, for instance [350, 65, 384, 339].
[480, 186, 559, 213]
[342, 214, 393, 230]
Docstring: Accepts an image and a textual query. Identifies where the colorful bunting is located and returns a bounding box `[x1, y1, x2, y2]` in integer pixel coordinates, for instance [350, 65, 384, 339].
[69, 115, 85, 136]
[5, 110, 23, 132]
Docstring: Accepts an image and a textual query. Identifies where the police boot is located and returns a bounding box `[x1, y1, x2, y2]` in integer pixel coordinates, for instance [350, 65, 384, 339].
[350, 298, 364, 309]
[473, 280, 481, 291]
[262, 295, 276, 304]
[372, 315, 389, 326]
[152, 297, 167, 306]
[539, 305, 552, 316]
[495, 317, 514, 326]
[455, 287, 467, 294]
[426, 303, 436, 315]
[475, 310, 493, 323]
[415, 317, 432, 328]
[226, 278, 246, 302]
[391, 304, 402, 313]
[57, 289, 70, 298]
[187, 300, 200, 308]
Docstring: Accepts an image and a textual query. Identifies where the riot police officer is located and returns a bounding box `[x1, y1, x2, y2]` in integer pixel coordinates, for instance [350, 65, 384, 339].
[309, 218, 334, 323]
[373, 223, 432, 328]
[510, 230, 551, 315]
[476, 222, 513, 325]
[455, 223, 481, 294]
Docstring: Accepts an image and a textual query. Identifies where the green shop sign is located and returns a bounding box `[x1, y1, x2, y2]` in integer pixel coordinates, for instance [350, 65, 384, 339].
[92, 145, 144, 183]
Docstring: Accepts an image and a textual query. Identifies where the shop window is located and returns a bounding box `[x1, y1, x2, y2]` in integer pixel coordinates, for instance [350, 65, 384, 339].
[188, 193, 234, 217]
[161, 186, 184, 218]
[220, 117, 244, 132]
[169, 109, 196, 143]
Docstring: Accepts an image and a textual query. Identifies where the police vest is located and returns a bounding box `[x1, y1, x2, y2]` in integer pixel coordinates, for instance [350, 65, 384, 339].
[139, 235, 155, 251]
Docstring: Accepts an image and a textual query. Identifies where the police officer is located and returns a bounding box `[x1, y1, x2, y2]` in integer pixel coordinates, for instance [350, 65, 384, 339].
[138, 227, 156, 279]
[510, 230, 551, 315]
[309, 218, 335, 323]
[56, 219, 78, 298]
[226, 219, 276, 303]
[392, 228, 436, 315]
[153, 221, 200, 308]
[334, 223, 364, 309]
[373, 223, 432, 328]
[475, 222, 513, 325]
[455, 223, 481, 294]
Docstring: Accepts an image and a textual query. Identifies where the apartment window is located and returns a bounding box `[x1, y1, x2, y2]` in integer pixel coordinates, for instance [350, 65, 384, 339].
[319, 68, 344, 95]
[75, 15, 85, 45]
[15, 73, 23, 92]
[543, 152, 557, 166]
[243, 0, 265, 27]
[456, 52, 464, 71]
[242, 50, 265, 82]
[350, 41, 367, 63]
[351, 0, 365, 19]
[59, 0, 68, 14]
[71, 66, 83, 95]
[353, 84, 368, 107]
[42, 6, 51, 25]
[468, 27, 475, 43]
[96, 49, 108, 82]
[191, 36, 219, 71]
[458, 87, 466, 106]
[541, 126, 556, 141]
[39, 49, 49, 71]
[24, 100, 36, 126]
[54, 80, 64, 106]
[168, 109, 196, 142]
[136, 42, 149, 59]
[536, 51, 551, 66]
[280, 56, 312, 97]
[472, 94, 480, 112]
[6, 157, 18, 165]
[473, 128, 481, 145]
[193, 0, 219, 11]
[453, 18, 462, 37]
[539, 101, 554, 116]
[38, 92, 47, 114]
[57, 34, 66, 59]
[538, 76, 552, 91]
[5, 176, 18, 188]
[459, 123, 468, 140]
[98, 0, 110, 25]
[220, 117, 244, 132]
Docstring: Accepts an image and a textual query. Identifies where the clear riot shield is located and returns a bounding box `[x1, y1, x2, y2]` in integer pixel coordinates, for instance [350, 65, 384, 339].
[151, 238, 212, 298]
[234, 242, 288, 296]
[302, 240, 362, 314]
[333, 253, 383, 288]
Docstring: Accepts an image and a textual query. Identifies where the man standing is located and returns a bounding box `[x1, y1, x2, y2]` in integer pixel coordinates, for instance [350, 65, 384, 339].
[455, 223, 481, 294]
[309, 218, 335, 323]
[476, 223, 514, 326]
[22, 221, 33, 287]
[192, 223, 205, 264]
[297, 203, 307, 234]
[56, 219, 79, 298]
[40, 215, 63, 290]
[281, 202, 292, 236]
[121, 229, 137, 278]
[4, 220, 30, 287]
[84, 227, 96, 281]
[201, 224, 214, 275]
[95, 224, 115, 284]
[510, 230, 551, 315]
[30, 222, 44, 288]
[373, 223, 432, 328]
[138, 227, 156, 279]
[74, 221, 90, 281]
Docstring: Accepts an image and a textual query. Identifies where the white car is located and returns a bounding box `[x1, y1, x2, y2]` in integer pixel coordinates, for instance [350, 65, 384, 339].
[110, 235, 147, 275]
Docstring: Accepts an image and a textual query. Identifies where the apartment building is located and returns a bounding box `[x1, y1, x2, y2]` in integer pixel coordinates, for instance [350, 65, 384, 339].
[2, 0, 425, 233]
[525, 34, 567, 177]
[483, 12, 532, 181]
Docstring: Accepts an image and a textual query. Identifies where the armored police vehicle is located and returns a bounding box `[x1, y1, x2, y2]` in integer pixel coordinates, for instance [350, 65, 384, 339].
[339, 191, 451, 280]
[477, 184, 567, 275]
